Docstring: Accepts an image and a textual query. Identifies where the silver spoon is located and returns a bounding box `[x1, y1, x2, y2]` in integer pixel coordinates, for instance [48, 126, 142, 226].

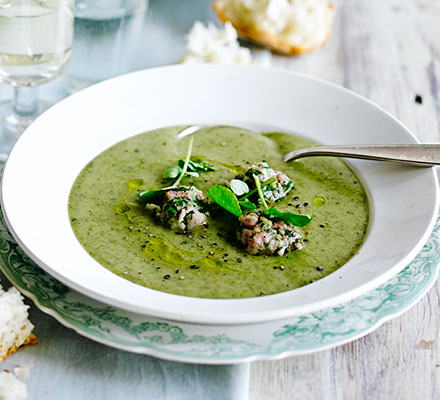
[178, 126, 440, 168]
[283, 144, 440, 167]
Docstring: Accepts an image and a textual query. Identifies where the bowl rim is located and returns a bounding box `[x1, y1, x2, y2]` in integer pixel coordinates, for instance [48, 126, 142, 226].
[2, 64, 439, 325]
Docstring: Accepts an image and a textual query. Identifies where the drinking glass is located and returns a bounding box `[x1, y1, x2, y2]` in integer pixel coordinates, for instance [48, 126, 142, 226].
[65, 0, 148, 93]
[0, 0, 74, 162]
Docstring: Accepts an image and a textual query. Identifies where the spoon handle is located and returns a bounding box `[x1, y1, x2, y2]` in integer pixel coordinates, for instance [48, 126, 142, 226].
[284, 144, 440, 167]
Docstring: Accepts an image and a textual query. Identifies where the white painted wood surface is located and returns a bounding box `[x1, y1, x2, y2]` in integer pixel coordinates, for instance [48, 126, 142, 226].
[250, 0, 440, 398]
[1, 0, 439, 398]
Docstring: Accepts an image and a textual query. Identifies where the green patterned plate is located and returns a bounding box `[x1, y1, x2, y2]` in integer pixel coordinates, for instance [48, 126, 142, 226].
[1, 205, 440, 364]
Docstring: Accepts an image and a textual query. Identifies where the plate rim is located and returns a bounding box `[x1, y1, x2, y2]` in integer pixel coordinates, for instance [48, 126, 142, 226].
[1, 205, 439, 364]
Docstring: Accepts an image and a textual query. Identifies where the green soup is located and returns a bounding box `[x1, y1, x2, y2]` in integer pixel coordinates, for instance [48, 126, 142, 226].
[68, 126, 369, 299]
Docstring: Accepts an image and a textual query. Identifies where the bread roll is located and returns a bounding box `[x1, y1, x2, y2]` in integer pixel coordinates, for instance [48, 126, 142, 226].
[214, 0, 334, 55]
[0, 285, 37, 363]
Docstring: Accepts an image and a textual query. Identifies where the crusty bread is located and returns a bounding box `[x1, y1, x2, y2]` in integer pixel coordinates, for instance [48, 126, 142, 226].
[214, 0, 334, 55]
[0, 285, 37, 363]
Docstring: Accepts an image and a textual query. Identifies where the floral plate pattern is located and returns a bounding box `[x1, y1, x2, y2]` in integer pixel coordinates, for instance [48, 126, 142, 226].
[1, 206, 439, 364]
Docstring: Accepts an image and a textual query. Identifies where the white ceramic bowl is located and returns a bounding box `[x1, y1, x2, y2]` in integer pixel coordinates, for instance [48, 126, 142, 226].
[2, 65, 438, 325]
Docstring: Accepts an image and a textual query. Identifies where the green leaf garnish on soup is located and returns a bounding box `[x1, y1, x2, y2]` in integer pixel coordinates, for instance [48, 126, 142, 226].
[239, 200, 257, 210]
[162, 159, 215, 180]
[138, 188, 167, 203]
[208, 185, 243, 217]
[263, 208, 312, 227]
[162, 165, 182, 179]
[179, 159, 216, 173]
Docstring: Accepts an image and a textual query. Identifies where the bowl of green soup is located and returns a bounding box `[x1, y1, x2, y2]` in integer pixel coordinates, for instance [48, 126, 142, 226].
[2, 65, 438, 324]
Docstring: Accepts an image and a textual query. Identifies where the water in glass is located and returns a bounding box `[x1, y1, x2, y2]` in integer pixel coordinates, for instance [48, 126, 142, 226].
[66, 0, 148, 92]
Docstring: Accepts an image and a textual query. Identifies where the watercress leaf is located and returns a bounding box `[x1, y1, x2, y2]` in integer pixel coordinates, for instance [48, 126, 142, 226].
[178, 159, 216, 172]
[185, 171, 200, 177]
[139, 138, 196, 204]
[167, 206, 177, 216]
[208, 185, 242, 217]
[138, 189, 166, 203]
[189, 162, 200, 172]
[230, 179, 249, 196]
[179, 159, 197, 172]
[239, 200, 257, 210]
[263, 208, 312, 227]
[205, 164, 216, 171]
[162, 165, 182, 179]
[192, 160, 216, 172]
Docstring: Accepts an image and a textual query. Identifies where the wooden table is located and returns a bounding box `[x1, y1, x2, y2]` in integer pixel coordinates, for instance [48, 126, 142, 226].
[250, 0, 440, 398]
[1, 0, 439, 398]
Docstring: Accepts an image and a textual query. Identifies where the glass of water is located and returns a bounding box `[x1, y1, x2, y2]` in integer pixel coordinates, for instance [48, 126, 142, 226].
[0, 0, 74, 161]
[65, 0, 148, 93]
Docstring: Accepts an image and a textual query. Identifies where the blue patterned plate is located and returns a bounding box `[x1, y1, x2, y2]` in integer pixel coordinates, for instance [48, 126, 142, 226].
[1, 205, 439, 364]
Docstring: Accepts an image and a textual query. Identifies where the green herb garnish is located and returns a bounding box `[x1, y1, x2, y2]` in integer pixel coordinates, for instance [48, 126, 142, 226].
[167, 206, 178, 216]
[251, 173, 311, 227]
[253, 174, 269, 209]
[162, 158, 215, 180]
[263, 208, 312, 227]
[181, 159, 216, 173]
[239, 200, 257, 210]
[139, 137, 195, 202]
[172, 137, 194, 187]
[240, 177, 276, 201]
[207, 185, 242, 217]
[162, 165, 182, 179]
[138, 188, 169, 202]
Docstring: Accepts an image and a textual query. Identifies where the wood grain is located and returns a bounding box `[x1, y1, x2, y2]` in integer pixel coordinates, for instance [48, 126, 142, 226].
[250, 0, 440, 398]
